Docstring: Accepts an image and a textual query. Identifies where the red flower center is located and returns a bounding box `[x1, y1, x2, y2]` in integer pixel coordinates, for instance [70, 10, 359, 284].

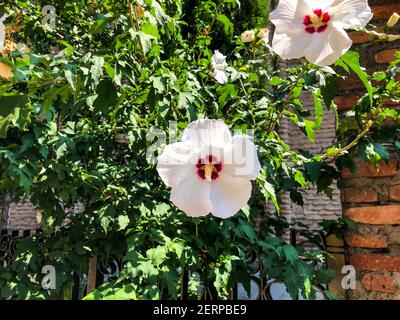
[196, 155, 223, 181]
[303, 9, 331, 34]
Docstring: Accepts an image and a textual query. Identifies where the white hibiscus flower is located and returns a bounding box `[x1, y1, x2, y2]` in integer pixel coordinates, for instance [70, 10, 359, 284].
[270, 0, 373, 66]
[156, 119, 261, 219]
[211, 50, 229, 84]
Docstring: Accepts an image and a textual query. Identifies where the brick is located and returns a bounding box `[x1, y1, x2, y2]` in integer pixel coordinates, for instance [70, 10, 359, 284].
[337, 74, 364, 91]
[372, 5, 400, 20]
[337, 72, 400, 92]
[350, 254, 400, 272]
[334, 95, 361, 112]
[389, 185, 400, 201]
[361, 274, 397, 294]
[349, 31, 375, 44]
[345, 234, 388, 248]
[344, 205, 400, 225]
[375, 49, 400, 64]
[342, 159, 398, 179]
[384, 99, 400, 106]
[343, 187, 378, 203]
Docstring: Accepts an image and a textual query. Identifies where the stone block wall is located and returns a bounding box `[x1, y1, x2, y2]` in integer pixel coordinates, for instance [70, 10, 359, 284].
[7, 199, 40, 230]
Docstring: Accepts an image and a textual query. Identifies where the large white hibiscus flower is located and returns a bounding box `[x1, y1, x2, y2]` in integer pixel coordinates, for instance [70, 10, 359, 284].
[157, 119, 261, 219]
[270, 0, 373, 66]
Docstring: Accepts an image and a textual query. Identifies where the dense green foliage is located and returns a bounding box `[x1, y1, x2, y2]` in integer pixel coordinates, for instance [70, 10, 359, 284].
[0, 0, 399, 300]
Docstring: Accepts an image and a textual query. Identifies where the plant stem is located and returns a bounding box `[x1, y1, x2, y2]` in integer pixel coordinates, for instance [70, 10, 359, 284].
[318, 96, 389, 163]
[195, 218, 199, 237]
[239, 78, 248, 97]
[267, 67, 308, 134]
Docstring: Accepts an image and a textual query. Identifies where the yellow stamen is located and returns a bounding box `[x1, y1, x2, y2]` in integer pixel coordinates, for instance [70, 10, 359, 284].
[310, 14, 325, 31]
[204, 163, 213, 181]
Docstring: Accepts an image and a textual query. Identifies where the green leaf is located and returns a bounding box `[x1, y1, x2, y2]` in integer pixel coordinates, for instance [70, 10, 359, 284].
[0, 94, 29, 117]
[93, 79, 118, 114]
[324, 290, 337, 300]
[0, 94, 30, 138]
[312, 91, 323, 130]
[241, 204, 250, 219]
[314, 269, 336, 284]
[338, 51, 373, 106]
[117, 215, 130, 231]
[257, 172, 280, 213]
[90, 14, 116, 34]
[373, 143, 390, 161]
[305, 162, 321, 182]
[304, 120, 316, 142]
[18, 169, 32, 194]
[64, 69, 75, 91]
[100, 216, 110, 234]
[217, 14, 234, 35]
[142, 22, 159, 38]
[146, 246, 166, 266]
[283, 244, 298, 265]
[130, 30, 156, 55]
[237, 221, 257, 243]
[294, 171, 307, 188]
[151, 76, 164, 93]
[56, 142, 68, 160]
[90, 56, 105, 85]
[139, 260, 159, 277]
[178, 92, 196, 109]
[216, 84, 237, 105]
[0, 114, 14, 138]
[43, 85, 71, 115]
[304, 278, 311, 299]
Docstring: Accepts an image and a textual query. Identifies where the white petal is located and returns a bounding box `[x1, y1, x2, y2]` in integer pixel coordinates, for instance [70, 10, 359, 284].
[270, 0, 310, 25]
[304, 24, 352, 66]
[170, 175, 211, 217]
[182, 119, 232, 150]
[213, 69, 229, 84]
[223, 135, 261, 180]
[329, 0, 372, 28]
[212, 50, 227, 68]
[157, 142, 197, 188]
[210, 173, 252, 219]
[305, 0, 335, 11]
[272, 27, 310, 60]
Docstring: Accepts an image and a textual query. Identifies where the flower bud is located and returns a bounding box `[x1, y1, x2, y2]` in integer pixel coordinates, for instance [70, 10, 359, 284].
[134, 5, 145, 19]
[387, 12, 400, 28]
[241, 30, 255, 43]
[257, 28, 270, 40]
[387, 34, 400, 42]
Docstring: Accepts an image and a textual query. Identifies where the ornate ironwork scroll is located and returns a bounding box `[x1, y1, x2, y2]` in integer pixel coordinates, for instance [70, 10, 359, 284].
[0, 229, 38, 268]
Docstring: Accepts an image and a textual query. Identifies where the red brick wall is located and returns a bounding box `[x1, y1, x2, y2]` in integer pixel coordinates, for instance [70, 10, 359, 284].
[341, 160, 400, 299]
[339, 0, 400, 299]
